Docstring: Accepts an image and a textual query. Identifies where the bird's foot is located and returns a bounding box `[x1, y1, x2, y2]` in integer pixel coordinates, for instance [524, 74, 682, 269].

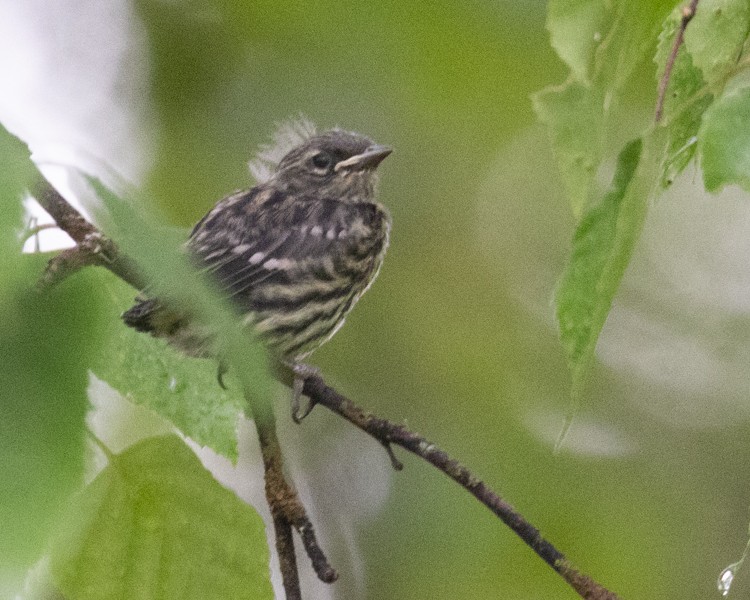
[290, 362, 320, 423]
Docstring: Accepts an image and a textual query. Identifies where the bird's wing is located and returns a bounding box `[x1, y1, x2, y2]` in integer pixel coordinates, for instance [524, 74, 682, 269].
[187, 187, 387, 314]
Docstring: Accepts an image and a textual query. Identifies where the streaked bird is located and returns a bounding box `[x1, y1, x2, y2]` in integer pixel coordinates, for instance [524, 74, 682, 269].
[122, 120, 392, 418]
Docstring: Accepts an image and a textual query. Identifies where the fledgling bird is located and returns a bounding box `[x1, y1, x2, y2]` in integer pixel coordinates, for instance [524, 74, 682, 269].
[122, 120, 392, 419]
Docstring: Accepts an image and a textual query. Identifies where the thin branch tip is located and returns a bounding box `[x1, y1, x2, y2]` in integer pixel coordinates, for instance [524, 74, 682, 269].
[301, 373, 621, 599]
[381, 441, 404, 470]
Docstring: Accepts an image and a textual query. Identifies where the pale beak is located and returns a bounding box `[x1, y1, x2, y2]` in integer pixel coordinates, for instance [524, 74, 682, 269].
[335, 145, 392, 171]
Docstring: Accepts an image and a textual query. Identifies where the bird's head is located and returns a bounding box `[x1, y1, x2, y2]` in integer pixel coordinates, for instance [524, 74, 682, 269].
[273, 130, 391, 200]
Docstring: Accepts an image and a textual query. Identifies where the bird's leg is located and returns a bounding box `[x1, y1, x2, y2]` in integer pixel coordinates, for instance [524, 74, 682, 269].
[290, 362, 320, 423]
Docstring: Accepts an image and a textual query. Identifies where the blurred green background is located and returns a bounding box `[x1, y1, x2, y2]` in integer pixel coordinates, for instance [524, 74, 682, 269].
[4, 0, 750, 598]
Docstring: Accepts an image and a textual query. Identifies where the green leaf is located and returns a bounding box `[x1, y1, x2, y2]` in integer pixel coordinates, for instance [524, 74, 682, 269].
[16, 558, 65, 600]
[534, 0, 675, 217]
[658, 92, 711, 188]
[0, 123, 33, 298]
[655, 1, 750, 190]
[593, 2, 674, 91]
[684, 0, 750, 86]
[555, 133, 665, 400]
[699, 86, 750, 192]
[0, 128, 104, 571]
[654, 6, 713, 187]
[532, 81, 603, 216]
[84, 177, 274, 441]
[49, 435, 273, 600]
[0, 276, 103, 568]
[546, 0, 609, 83]
[92, 274, 245, 460]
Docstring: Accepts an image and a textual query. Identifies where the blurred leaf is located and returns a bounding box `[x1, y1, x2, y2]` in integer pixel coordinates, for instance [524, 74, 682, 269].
[684, 0, 750, 87]
[0, 123, 32, 296]
[594, 2, 678, 90]
[654, 6, 713, 187]
[546, 0, 609, 83]
[534, 0, 675, 217]
[556, 138, 642, 398]
[49, 435, 273, 600]
[654, 0, 750, 189]
[89, 179, 271, 424]
[532, 80, 603, 217]
[16, 558, 64, 600]
[555, 133, 665, 400]
[699, 86, 750, 192]
[92, 274, 245, 460]
[0, 127, 103, 572]
[0, 278, 101, 568]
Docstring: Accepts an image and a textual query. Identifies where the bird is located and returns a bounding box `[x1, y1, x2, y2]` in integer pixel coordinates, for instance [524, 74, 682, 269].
[122, 119, 392, 420]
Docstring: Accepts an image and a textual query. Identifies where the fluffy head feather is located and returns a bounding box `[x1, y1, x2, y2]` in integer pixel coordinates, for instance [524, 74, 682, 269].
[248, 116, 317, 183]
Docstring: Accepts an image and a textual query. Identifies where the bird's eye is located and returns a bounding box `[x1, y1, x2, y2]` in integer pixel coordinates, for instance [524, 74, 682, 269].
[311, 152, 333, 171]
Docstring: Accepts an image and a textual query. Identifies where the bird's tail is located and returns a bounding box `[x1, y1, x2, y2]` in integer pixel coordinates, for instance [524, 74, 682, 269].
[121, 298, 160, 333]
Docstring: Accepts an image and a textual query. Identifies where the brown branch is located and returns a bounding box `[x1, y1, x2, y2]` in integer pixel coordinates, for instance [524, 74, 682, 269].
[248, 396, 338, 589]
[33, 181, 148, 290]
[38, 245, 100, 289]
[252, 408, 303, 600]
[655, 0, 700, 123]
[298, 373, 621, 600]
[249, 395, 338, 598]
[271, 515, 301, 600]
[35, 177, 621, 600]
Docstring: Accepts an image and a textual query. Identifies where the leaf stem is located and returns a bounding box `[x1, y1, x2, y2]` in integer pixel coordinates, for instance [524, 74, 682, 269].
[655, 0, 701, 123]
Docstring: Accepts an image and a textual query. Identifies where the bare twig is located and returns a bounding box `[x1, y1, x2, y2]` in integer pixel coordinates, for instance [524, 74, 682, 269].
[248, 395, 338, 588]
[655, 0, 700, 123]
[297, 373, 621, 600]
[271, 515, 301, 600]
[251, 405, 303, 599]
[34, 177, 621, 600]
[38, 245, 100, 289]
[33, 181, 148, 290]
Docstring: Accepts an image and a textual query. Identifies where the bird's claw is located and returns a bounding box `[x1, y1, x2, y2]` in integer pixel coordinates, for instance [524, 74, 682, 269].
[290, 363, 320, 423]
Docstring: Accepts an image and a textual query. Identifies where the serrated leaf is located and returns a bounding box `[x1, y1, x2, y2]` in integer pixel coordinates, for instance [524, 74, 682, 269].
[655, 6, 713, 187]
[546, 0, 609, 83]
[92, 274, 245, 460]
[535, 0, 675, 217]
[556, 133, 665, 399]
[684, 0, 750, 86]
[49, 435, 273, 600]
[595, 2, 675, 91]
[699, 86, 750, 192]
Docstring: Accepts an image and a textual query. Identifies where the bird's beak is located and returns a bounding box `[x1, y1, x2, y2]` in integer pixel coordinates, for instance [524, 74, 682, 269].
[335, 145, 393, 171]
